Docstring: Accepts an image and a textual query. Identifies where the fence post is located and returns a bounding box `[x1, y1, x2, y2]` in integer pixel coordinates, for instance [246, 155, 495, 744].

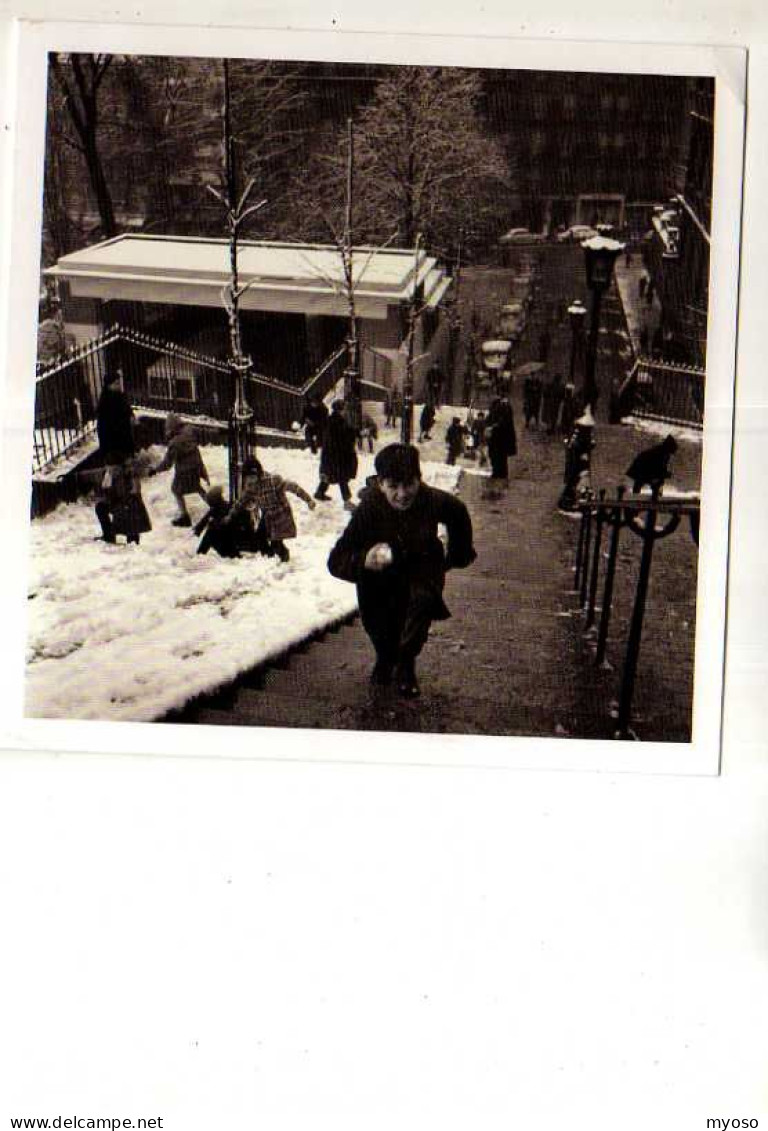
[615, 493, 681, 739]
[574, 505, 588, 592]
[584, 488, 606, 634]
[580, 500, 594, 608]
[595, 486, 626, 668]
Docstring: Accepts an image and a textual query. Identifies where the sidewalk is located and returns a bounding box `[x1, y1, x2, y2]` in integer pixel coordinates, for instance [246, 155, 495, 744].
[614, 254, 662, 356]
[186, 419, 701, 742]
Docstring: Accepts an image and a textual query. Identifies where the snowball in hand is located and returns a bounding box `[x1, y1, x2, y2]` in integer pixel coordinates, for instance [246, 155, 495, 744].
[291, 420, 302, 432]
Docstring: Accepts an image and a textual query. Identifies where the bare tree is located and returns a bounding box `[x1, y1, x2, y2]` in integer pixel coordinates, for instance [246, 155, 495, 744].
[49, 53, 117, 239]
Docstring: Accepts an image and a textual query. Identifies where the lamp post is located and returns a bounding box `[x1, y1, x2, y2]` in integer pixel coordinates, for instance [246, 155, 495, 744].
[581, 235, 625, 411]
[481, 340, 512, 397]
[567, 299, 587, 389]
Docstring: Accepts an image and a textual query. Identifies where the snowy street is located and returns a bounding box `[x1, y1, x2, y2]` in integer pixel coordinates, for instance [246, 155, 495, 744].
[25, 410, 463, 722]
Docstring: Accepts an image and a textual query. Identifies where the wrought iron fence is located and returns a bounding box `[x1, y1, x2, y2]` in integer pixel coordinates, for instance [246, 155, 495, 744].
[572, 487, 700, 739]
[34, 327, 123, 472]
[617, 357, 705, 429]
[33, 328, 355, 474]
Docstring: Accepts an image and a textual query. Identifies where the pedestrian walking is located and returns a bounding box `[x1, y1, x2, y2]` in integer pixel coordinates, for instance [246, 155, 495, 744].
[626, 435, 678, 496]
[384, 390, 396, 428]
[314, 399, 358, 510]
[471, 411, 489, 466]
[148, 413, 210, 527]
[358, 412, 379, 453]
[426, 362, 444, 408]
[327, 443, 476, 697]
[80, 452, 152, 546]
[560, 381, 578, 437]
[227, 456, 316, 562]
[486, 395, 517, 482]
[523, 374, 544, 428]
[418, 401, 436, 442]
[96, 367, 135, 462]
[541, 373, 565, 435]
[445, 417, 467, 465]
[300, 395, 329, 454]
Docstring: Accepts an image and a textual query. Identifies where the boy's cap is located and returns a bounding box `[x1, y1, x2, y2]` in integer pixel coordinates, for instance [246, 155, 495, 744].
[205, 485, 226, 505]
[375, 443, 421, 484]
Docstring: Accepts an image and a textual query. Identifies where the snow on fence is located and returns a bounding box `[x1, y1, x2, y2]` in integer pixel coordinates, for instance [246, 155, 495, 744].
[617, 357, 705, 430]
[33, 326, 386, 475]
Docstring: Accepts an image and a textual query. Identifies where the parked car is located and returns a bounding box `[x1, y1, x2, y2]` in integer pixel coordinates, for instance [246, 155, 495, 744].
[499, 227, 547, 244]
[556, 224, 599, 244]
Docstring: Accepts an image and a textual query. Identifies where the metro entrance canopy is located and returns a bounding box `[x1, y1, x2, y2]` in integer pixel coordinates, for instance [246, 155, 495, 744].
[45, 233, 452, 321]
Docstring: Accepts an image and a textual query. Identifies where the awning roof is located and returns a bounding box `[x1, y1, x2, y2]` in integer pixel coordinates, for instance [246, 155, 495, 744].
[46, 234, 452, 321]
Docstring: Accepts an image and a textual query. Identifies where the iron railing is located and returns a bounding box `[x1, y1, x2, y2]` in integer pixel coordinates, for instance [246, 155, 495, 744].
[33, 328, 370, 474]
[572, 487, 700, 739]
[617, 357, 705, 429]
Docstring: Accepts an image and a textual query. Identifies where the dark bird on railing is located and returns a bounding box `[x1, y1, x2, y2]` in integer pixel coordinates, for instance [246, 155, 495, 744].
[626, 434, 678, 495]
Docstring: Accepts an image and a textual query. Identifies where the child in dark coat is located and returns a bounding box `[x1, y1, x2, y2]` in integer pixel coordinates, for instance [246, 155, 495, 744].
[194, 486, 240, 558]
[80, 453, 152, 545]
[328, 443, 476, 697]
[148, 413, 210, 527]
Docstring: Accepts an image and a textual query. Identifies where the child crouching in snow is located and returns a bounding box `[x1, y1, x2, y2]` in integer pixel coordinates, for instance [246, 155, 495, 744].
[194, 486, 241, 559]
[79, 452, 152, 545]
[148, 413, 209, 527]
[227, 456, 316, 563]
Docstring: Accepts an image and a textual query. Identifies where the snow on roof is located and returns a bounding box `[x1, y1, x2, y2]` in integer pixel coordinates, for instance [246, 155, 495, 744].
[46, 233, 451, 316]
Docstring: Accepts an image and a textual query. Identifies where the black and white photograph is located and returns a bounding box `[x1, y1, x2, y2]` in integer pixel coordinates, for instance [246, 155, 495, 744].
[2, 13, 768, 1131]
[3, 26, 744, 767]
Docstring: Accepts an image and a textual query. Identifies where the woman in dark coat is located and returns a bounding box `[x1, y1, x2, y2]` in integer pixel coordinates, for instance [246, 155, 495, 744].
[315, 400, 358, 509]
[486, 396, 517, 481]
[96, 369, 135, 461]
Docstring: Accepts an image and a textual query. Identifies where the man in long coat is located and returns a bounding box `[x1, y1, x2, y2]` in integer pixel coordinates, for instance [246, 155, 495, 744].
[315, 399, 358, 509]
[96, 368, 135, 461]
[486, 395, 517, 481]
[327, 443, 476, 697]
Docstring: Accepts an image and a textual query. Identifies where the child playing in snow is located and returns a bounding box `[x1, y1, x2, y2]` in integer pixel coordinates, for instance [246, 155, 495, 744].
[227, 457, 316, 563]
[193, 486, 240, 558]
[148, 413, 209, 527]
[80, 452, 152, 546]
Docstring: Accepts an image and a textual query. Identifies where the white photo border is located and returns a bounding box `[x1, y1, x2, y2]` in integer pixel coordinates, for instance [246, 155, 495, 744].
[0, 21, 747, 774]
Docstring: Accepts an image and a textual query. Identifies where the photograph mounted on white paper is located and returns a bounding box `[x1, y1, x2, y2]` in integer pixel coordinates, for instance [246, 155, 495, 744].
[6, 26, 744, 766]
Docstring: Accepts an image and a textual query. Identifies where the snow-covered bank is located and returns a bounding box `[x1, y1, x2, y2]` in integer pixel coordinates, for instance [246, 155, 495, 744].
[26, 437, 461, 723]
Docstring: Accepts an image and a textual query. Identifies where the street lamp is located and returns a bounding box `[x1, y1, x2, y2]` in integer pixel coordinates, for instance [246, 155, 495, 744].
[567, 299, 587, 389]
[581, 235, 625, 411]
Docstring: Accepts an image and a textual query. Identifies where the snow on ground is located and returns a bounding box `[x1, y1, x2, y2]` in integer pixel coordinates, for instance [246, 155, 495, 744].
[621, 416, 703, 446]
[25, 430, 460, 723]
